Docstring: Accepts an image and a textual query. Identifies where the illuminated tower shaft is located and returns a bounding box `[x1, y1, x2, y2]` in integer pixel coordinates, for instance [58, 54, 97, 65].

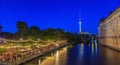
[79, 20, 82, 32]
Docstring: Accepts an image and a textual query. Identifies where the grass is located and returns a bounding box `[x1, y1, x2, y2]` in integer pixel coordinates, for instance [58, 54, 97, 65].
[0, 48, 7, 53]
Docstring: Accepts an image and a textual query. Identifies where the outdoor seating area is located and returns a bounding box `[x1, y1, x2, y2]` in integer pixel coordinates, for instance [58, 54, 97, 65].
[0, 40, 67, 64]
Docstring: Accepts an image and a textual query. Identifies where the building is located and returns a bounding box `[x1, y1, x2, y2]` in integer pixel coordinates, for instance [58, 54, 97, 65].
[78, 18, 91, 43]
[98, 7, 120, 49]
[78, 16, 90, 35]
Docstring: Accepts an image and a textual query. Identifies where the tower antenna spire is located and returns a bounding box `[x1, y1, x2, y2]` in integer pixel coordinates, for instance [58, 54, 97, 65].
[79, 11, 82, 20]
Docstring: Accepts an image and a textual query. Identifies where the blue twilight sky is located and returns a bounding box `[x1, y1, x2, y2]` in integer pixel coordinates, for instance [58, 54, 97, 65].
[0, 0, 120, 34]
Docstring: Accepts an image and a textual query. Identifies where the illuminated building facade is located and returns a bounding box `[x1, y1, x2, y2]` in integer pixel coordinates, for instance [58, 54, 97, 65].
[98, 7, 120, 49]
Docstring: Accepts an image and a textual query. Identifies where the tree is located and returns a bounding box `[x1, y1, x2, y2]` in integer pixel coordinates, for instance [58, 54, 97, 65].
[0, 25, 2, 38]
[1, 32, 14, 39]
[42, 28, 55, 40]
[29, 26, 41, 39]
[54, 28, 64, 40]
[16, 21, 29, 39]
[0, 25, 2, 33]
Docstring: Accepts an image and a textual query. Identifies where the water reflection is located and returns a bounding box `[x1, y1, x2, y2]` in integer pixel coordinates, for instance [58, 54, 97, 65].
[92, 42, 94, 56]
[91, 40, 98, 56]
[80, 43, 84, 55]
[23, 40, 120, 65]
[55, 51, 59, 65]
[79, 43, 84, 65]
[36, 47, 67, 65]
[38, 59, 41, 65]
[95, 40, 98, 54]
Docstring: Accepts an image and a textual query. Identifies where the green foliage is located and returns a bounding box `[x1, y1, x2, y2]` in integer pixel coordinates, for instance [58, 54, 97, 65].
[0, 48, 7, 53]
[16, 21, 29, 39]
[1, 32, 14, 39]
[0, 25, 2, 32]
[1, 21, 77, 42]
[29, 26, 41, 39]
[0, 25, 2, 38]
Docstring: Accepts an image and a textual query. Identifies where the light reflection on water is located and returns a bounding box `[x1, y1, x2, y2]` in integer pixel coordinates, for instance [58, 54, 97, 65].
[38, 47, 67, 65]
[92, 43, 94, 56]
[38, 59, 41, 65]
[91, 40, 98, 56]
[23, 40, 120, 65]
[80, 43, 84, 55]
[55, 51, 59, 65]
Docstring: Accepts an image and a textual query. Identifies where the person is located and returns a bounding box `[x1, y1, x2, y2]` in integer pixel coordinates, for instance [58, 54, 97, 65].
[0, 40, 3, 44]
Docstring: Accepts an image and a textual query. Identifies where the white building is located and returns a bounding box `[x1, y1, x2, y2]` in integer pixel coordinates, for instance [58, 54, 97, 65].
[98, 7, 120, 49]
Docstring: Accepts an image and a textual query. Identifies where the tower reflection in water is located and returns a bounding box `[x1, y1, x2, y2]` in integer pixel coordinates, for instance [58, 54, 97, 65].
[79, 43, 84, 65]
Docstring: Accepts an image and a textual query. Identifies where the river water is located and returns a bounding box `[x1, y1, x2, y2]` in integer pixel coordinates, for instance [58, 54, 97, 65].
[23, 40, 120, 65]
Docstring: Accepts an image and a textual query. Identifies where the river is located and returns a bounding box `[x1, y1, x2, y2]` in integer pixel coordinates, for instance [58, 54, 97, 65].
[22, 40, 120, 65]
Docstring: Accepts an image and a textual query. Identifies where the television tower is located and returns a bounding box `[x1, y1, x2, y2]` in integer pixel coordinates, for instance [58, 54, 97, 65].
[79, 12, 82, 32]
[79, 19, 82, 32]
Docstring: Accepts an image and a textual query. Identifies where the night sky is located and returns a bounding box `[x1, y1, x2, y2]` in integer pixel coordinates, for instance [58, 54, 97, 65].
[0, 0, 120, 34]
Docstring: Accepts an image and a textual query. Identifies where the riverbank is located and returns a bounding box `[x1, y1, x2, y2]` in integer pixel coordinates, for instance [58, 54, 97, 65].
[0, 41, 76, 65]
[99, 43, 120, 52]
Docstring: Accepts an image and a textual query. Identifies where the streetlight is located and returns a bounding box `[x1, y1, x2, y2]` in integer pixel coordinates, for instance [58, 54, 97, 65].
[20, 38, 23, 41]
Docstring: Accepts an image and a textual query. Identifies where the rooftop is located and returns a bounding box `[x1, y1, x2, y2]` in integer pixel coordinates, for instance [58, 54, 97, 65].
[99, 6, 120, 25]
